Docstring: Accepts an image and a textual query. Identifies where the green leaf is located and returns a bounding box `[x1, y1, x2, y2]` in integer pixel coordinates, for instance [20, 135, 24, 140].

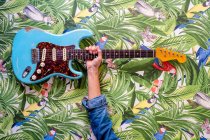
[155, 17, 176, 35]
[163, 85, 201, 101]
[51, 21, 64, 34]
[131, 74, 152, 88]
[152, 35, 197, 52]
[56, 89, 87, 104]
[0, 0, 29, 15]
[0, 74, 23, 115]
[196, 67, 208, 91]
[120, 58, 154, 73]
[105, 72, 134, 113]
[1, 132, 33, 140]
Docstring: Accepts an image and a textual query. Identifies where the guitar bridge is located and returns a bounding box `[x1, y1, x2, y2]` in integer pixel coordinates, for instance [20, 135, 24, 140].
[32, 48, 40, 63]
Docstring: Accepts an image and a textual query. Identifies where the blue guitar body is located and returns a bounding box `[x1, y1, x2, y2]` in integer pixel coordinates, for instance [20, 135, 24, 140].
[12, 27, 93, 84]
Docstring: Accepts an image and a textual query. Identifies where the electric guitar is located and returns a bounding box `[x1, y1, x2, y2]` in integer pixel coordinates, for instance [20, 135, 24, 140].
[12, 27, 187, 84]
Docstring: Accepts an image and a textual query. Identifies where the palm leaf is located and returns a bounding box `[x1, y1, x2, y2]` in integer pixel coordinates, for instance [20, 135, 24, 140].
[152, 35, 197, 52]
[1, 132, 33, 140]
[105, 72, 134, 113]
[147, 0, 184, 17]
[184, 11, 210, 49]
[0, 0, 28, 16]
[39, 0, 72, 21]
[162, 85, 201, 101]
[0, 74, 23, 115]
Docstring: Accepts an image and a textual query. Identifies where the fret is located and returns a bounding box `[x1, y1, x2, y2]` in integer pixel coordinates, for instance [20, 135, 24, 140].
[80, 50, 83, 60]
[129, 50, 130, 58]
[78, 50, 80, 60]
[74, 49, 78, 59]
[86, 50, 88, 60]
[104, 50, 106, 59]
[71, 50, 74, 59]
[139, 50, 141, 58]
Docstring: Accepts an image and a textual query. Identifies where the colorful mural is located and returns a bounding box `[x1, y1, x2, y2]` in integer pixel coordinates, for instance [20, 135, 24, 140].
[0, 0, 210, 140]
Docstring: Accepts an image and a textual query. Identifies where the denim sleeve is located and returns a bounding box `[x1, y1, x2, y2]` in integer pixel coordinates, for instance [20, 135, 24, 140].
[82, 95, 119, 140]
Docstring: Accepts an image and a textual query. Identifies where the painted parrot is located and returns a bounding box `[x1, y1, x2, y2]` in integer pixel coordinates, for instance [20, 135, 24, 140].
[132, 96, 157, 114]
[121, 109, 147, 125]
[186, 1, 210, 18]
[12, 99, 46, 127]
[152, 58, 177, 76]
[95, 34, 108, 50]
[176, 0, 210, 29]
[200, 136, 207, 140]
[23, 4, 54, 25]
[133, 0, 165, 20]
[154, 125, 167, 140]
[140, 45, 177, 76]
[194, 92, 210, 110]
[73, 3, 99, 24]
[22, 98, 46, 116]
[196, 46, 210, 68]
[151, 79, 163, 94]
[188, 92, 210, 110]
[44, 128, 56, 140]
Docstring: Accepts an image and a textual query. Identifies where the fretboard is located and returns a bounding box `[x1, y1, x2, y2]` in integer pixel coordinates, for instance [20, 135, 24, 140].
[33, 42, 156, 63]
[78, 50, 156, 60]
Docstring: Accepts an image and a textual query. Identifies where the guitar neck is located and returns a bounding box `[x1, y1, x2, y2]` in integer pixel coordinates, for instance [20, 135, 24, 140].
[32, 42, 187, 64]
[67, 50, 156, 60]
[32, 43, 157, 63]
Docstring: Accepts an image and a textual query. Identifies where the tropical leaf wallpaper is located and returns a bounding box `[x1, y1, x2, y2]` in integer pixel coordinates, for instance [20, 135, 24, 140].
[0, 0, 210, 140]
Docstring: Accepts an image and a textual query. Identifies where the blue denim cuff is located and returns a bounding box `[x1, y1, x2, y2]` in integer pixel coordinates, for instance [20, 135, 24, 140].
[82, 95, 107, 110]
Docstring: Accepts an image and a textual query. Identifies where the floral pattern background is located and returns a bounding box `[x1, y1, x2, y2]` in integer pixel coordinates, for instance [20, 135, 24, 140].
[0, 0, 210, 140]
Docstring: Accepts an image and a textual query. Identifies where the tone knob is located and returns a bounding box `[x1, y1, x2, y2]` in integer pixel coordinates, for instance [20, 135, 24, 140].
[32, 75, 37, 80]
[37, 69, 41, 74]
[40, 62, 45, 67]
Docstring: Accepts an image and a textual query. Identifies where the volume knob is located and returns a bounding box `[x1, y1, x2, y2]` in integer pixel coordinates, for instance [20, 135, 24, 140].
[32, 75, 37, 80]
[40, 62, 45, 67]
[37, 69, 41, 74]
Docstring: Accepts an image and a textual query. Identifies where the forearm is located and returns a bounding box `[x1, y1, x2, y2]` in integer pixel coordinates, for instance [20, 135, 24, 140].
[87, 68, 101, 100]
[82, 95, 119, 140]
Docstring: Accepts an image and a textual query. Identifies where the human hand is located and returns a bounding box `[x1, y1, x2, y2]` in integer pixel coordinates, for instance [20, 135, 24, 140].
[85, 45, 102, 72]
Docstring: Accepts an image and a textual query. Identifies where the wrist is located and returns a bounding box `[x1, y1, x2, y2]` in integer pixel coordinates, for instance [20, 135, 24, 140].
[87, 67, 99, 75]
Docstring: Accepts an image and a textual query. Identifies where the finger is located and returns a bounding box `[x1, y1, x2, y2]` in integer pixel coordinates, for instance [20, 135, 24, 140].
[91, 45, 97, 54]
[92, 46, 97, 54]
[89, 46, 94, 54]
[96, 46, 102, 60]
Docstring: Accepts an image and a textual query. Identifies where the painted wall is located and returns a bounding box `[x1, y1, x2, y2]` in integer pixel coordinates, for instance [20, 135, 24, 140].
[0, 0, 210, 140]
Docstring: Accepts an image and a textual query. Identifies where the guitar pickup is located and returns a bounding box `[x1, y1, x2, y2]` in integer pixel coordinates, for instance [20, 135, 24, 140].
[32, 48, 40, 63]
